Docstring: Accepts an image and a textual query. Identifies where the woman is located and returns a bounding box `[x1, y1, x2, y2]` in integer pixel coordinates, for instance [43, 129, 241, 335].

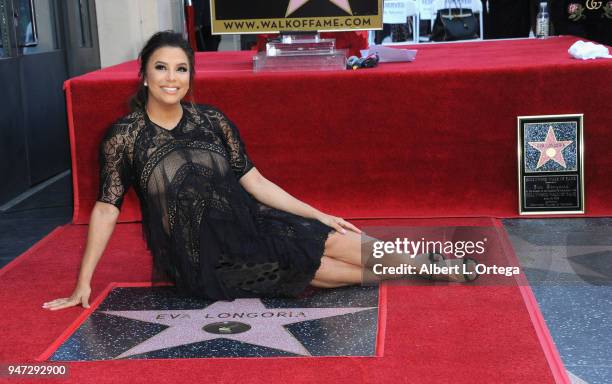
[43, 31, 476, 311]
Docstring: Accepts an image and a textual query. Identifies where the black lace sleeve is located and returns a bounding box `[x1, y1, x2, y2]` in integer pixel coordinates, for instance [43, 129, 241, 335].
[214, 108, 255, 179]
[96, 122, 133, 209]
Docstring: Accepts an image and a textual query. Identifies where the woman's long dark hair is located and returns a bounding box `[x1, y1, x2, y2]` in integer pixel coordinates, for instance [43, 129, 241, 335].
[130, 31, 196, 111]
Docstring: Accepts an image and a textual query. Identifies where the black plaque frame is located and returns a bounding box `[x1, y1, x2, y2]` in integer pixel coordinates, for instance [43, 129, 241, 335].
[517, 114, 584, 215]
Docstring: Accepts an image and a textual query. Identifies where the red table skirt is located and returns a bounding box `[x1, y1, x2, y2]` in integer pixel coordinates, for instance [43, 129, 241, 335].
[66, 36, 612, 224]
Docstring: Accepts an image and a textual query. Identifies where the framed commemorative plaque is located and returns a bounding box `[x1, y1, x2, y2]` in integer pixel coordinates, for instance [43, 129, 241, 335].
[517, 114, 584, 215]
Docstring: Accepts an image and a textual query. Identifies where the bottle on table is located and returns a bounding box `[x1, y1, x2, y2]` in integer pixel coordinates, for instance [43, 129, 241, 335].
[536, 2, 550, 39]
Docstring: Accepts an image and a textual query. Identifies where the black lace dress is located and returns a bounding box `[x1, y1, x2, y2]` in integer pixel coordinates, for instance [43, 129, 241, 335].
[97, 103, 334, 300]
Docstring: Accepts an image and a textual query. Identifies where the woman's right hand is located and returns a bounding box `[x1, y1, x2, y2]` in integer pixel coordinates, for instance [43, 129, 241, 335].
[42, 202, 118, 312]
[42, 284, 92, 311]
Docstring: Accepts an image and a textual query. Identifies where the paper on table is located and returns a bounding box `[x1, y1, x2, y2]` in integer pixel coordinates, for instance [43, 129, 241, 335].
[360, 44, 417, 63]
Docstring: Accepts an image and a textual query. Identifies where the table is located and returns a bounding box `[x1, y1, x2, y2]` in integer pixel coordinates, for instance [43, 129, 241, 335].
[65, 36, 612, 224]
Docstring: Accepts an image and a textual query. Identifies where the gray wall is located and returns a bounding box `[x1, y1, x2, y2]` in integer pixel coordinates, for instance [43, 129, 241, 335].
[0, 0, 70, 204]
[0, 52, 69, 203]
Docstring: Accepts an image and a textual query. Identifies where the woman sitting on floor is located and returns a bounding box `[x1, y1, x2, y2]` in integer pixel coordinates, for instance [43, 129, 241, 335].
[43, 31, 477, 311]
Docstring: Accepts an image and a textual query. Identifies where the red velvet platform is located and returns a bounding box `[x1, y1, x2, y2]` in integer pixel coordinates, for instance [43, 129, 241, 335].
[66, 36, 612, 224]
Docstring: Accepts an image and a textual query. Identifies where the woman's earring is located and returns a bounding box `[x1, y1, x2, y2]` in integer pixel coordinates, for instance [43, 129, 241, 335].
[144, 80, 148, 87]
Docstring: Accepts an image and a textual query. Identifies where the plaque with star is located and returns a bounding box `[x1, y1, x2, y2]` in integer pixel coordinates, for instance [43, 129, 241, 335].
[210, 0, 382, 34]
[517, 114, 584, 215]
[41, 283, 383, 361]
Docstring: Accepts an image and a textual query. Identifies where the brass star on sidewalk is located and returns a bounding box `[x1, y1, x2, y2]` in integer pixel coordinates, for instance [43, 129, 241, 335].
[286, 0, 353, 17]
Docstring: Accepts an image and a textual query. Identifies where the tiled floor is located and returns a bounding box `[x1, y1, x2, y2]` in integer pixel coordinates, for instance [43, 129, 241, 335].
[0, 173, 72, 268]
[1, 173, 610, 382]
[504, 218, 612, 384]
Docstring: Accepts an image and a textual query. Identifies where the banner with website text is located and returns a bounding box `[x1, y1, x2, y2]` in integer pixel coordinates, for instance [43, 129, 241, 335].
[211, 0, 382, 34]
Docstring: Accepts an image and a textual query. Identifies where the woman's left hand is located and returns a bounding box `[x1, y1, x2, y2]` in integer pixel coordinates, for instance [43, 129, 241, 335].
[316, 213, 362, 235]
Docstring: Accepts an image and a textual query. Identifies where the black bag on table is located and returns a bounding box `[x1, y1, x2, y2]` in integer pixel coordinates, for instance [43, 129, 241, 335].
[431, 0, 479, 41]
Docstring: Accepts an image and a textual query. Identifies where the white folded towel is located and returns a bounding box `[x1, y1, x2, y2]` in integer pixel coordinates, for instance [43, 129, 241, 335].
[568, 40, 612, 60]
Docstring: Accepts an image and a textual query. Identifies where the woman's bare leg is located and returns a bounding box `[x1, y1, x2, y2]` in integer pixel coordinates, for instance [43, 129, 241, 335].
[322, 231, 414, 267]
[311, 231, 382, 287]
[310, 278, 351, 288]
[312, 255, 362, 287]
[322, 231, 365, 267]
[312, 229, 478, 287]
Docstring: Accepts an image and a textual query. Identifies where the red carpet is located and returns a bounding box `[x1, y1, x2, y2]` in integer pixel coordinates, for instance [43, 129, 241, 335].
[0, 218, 567, 383]
[65, 36, 612, 224]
